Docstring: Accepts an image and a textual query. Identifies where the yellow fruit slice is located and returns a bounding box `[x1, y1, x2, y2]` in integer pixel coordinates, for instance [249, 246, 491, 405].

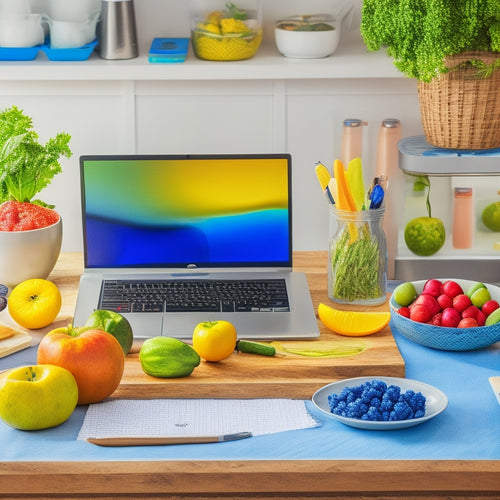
[318, 303, 390, 337]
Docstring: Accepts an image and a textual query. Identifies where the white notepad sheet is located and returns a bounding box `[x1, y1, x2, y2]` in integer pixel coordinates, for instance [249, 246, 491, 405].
[78, 399, 321, 440]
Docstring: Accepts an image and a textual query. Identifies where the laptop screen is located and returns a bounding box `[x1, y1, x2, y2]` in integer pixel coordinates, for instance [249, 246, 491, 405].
[80, 155, 292, 269]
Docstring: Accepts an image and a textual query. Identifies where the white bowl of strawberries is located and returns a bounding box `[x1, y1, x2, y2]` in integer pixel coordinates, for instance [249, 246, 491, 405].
[0, 201, 62, 287]
[390, 278, 500, 351]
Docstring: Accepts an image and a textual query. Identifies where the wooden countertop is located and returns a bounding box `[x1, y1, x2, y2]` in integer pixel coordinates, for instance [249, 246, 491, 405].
[0, 252, 498, 499]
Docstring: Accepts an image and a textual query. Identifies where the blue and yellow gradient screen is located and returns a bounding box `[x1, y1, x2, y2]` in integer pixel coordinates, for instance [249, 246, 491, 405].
[81, 156, 291, 268]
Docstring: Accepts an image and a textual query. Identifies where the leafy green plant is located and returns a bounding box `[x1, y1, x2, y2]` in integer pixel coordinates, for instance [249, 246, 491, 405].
[0, 106, 72, 208]
[360, 0, 500, 82]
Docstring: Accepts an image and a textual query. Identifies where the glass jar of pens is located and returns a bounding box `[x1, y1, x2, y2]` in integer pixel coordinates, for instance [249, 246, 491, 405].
[317, 159, 387, 305]
[328, 206, 387, 305]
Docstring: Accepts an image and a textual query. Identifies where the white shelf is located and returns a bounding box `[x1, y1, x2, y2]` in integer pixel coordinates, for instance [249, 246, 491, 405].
[0, 32, 402, 81]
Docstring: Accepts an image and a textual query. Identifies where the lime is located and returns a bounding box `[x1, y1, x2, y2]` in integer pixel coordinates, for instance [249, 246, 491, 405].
[482, 202, 500, 231]
[393, 282, 417, 307]
[404, 216, 446, 256]
[139, 337, 200, 378]
[84, 310, 134, 354]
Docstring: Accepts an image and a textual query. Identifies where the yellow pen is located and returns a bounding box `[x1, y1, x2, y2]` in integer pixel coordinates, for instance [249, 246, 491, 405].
[315, 161, 335, 204]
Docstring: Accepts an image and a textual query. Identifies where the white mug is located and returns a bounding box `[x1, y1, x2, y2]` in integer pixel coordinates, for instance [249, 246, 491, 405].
[0, 13, 44, 47]
[46, 11, 99, 48]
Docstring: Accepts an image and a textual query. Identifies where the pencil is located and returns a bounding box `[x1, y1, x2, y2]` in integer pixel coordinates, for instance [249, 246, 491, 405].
[87, 431, 253, 447]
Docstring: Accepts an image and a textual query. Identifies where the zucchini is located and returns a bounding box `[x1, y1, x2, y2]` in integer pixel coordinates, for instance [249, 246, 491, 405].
[236, 340, 276, 357]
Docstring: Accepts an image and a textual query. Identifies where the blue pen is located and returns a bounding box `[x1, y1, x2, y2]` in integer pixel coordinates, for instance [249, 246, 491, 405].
[369, 184, 384, 209]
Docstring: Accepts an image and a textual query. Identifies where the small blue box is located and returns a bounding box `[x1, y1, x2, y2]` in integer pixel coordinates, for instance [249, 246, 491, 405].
[148, 38, 189, 63]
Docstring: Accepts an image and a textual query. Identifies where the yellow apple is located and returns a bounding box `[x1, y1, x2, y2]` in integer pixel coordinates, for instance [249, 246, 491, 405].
[0, 364, 78, 430]
[8, 279, 61, 329]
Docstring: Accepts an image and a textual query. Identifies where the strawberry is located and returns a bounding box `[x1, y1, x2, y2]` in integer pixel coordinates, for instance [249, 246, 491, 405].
[0, 201, 59, 232]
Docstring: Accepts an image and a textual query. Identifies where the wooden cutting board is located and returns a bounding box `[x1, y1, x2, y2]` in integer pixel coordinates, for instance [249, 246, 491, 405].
[113, 319, 405, 401]
[0, 325, 32, 359]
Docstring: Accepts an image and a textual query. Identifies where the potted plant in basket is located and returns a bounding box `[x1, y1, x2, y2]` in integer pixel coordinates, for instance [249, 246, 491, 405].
[0, 105, 72, 286]
[360, 0, 500, 150]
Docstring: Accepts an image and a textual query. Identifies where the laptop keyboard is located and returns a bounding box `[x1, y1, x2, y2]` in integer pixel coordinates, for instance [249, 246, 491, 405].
[99, 278, 290, 313]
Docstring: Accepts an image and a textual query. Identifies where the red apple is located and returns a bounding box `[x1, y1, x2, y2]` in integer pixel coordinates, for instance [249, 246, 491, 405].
[441, 307, 461, 327]
[37, 325, 125, 405]
[441, 280, 464, 299]
[422, 279, 443, 298]
[453, 294, 472, 313]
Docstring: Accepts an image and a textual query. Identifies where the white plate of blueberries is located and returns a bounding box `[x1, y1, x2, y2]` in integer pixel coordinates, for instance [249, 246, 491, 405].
[312, 376, 448, 430]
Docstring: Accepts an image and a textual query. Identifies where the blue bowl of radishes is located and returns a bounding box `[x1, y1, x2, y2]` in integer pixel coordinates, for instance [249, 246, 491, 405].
[390, 278, 500, 351]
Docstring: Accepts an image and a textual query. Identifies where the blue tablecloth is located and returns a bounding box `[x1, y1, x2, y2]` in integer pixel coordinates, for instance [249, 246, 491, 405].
[1, 322, 499, 462]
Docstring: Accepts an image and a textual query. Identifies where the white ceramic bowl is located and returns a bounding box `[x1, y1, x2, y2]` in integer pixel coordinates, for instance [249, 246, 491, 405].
[275, 17, 339, 59]
[0, 218, 62, 287]
[390, 279, 500, 351]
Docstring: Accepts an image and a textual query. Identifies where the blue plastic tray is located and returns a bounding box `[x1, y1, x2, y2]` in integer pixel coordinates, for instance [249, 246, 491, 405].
[0, 40, 98, 61]
[0, 45, 41, 61]
[41, 40, 98, 61]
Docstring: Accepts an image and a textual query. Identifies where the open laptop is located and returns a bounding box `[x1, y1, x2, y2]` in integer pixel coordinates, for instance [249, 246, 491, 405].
[73, 154, 320, 340]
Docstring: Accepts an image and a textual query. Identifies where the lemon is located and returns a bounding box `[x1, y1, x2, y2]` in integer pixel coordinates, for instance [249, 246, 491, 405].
[192, 320, 237, 362]
[404, 216, 446, 256]
[8, 279, 61, 329]
[318, 303, 390, 336]
[482, 202, 500, 231]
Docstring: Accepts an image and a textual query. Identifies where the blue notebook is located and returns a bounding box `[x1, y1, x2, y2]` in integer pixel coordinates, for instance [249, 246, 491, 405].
[148, 37, 189, 63]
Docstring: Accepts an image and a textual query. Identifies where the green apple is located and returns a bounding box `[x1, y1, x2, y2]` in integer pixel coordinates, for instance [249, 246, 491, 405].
[84, 310, 134, 354]
[393, 282, 417, 307]
[485, 308, 500, 326]
[470, 287, 491, 308]
[0, 365, 78, 430]
[466, 282, 486, 298]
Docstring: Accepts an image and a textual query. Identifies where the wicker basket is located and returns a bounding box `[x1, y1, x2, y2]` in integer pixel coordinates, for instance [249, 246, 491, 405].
[417, 51, 500, 150]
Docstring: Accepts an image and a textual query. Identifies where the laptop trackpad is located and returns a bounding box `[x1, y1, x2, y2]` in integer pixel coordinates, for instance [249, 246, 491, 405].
[125, 313, 163, 339]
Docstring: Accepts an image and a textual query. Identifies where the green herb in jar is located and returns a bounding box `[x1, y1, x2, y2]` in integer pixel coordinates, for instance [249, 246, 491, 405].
[330, 223, 383, 302]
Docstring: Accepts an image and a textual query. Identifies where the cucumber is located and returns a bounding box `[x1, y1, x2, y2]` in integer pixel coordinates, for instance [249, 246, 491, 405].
[236, 340, 276, 357]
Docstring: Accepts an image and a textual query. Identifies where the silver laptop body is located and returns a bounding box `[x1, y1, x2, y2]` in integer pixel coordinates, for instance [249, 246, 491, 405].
[73, 154, 319, 341]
